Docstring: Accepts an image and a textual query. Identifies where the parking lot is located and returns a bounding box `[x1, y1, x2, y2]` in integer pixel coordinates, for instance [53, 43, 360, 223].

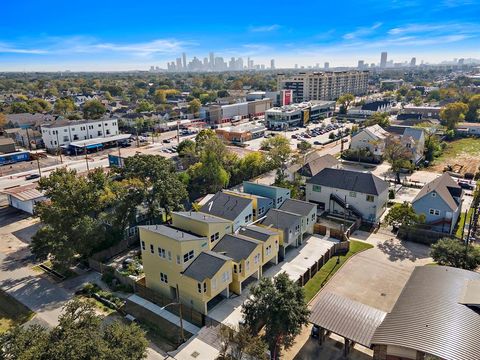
[243, 118, 353, 152]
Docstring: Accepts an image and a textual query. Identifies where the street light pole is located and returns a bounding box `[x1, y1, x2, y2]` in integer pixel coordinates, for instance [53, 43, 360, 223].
[36, 157, 42, 177]
[161, 285, 185, 344]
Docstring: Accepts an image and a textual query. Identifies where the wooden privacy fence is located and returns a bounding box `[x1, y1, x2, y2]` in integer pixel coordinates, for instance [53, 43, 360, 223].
[296, 241, 350, 287]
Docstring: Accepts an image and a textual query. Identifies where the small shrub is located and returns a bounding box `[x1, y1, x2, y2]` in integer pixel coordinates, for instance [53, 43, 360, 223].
[389, 189, 395, 199]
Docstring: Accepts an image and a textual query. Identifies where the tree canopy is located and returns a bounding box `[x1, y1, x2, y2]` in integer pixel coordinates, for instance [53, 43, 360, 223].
[384, 138, 414, 183]
[440, 102, 468, 130]
[242, 273, 310, 359]
[430, 238, 480, 270]
[384, 202, 425, 228]
[261, 135, 292, 183]
[337, 93, 355, 114]
[216, 325, 268, 360]
[83, 99, 106, 119]
[0, 299, 148, 360]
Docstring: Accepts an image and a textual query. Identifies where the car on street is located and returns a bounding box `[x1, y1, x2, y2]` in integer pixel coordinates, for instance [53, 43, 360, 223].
[25, 174, 41, 180]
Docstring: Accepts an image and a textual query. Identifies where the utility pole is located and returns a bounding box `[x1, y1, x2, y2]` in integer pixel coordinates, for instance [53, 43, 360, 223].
[176, 284, 185, 343]
[55, 131, 63, 164]
[36, 157, 42, 177]
[177, 120, 180, 144]
[84, 144, 89, 171]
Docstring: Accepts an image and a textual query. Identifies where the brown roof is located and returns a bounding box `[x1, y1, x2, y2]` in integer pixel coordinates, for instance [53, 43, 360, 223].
[412, 173, 462, 211]
[372, 266, 480, 360]
[2, 183, 44, 201]
[297, 154, 339, 178]
[0, 137, 15, 146]
[310, 292, 387, 347]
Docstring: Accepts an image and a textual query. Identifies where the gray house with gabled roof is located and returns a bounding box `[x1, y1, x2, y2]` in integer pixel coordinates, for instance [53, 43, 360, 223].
[199, 191, 253, 231]
[279, 198, 317, 235]
[306, 168, 389, 223]
[412, 173, 463, 234]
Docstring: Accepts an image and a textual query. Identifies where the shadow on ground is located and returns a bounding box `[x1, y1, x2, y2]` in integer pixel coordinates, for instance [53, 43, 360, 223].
[377, 238, 430, 262]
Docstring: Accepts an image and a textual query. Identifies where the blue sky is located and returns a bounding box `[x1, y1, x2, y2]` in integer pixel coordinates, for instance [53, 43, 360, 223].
[1, 0, 479, 71]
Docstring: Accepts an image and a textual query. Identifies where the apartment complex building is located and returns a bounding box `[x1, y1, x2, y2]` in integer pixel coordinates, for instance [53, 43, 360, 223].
[139, 186, 316, 314]
[40, 118, 119, 150]
[277, 71, 369, 102]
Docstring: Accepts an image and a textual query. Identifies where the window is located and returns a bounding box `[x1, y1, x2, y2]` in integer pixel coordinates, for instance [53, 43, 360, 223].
[431, 192, 436, 197]
[150, 244, 154, 254]
[203, 282, 207, 293]
[254, 253, 260, 264]
[212, 279, 217, 290]
[141, 241, 146, 251]
[349, 191, 357, 198]
[312, 185, 322, 192]
[183, 250, 194, 263]
[239, 263, 242, 273]
[160, 273, 168, 284]
[168, 251, 172, 261]
[210, 232, 220, 242]
[158, 247, 166, 258]
[197, 283, 202, 293]
[63, 136, 69, 142]
[176, 255, 181, 264]
[266, 245, 272, 256]
[277, 197, 283, 205]
[234, 264, 238, 273]
[405, 143, 412, 148]
[222, 271, 230, 283]
[312, 213, 316, 221]
[429, 208, 440, 216]
[246, 260, 250, 270]
[97, 131, 102, 136]
[366, 195, 374, 202]
[258, 207, 264, 216]
[98, 124, 102, 127]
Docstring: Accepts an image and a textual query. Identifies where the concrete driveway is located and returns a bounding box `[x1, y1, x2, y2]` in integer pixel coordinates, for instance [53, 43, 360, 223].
[287, 228, 432, 359]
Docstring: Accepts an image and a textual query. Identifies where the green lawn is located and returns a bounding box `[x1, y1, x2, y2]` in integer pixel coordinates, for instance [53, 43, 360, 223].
[455, 208, 473, 238]
[0, 290, 35, 333]
[303, 240, 374, 303]
[436, 138, 480, 162]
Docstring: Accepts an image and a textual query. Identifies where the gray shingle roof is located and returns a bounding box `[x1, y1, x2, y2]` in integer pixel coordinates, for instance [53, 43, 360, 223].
[199, 192, 252, 221]
[307, 168, 388, 196]
[372, 266, 480, 360]
[182, 251, 230, 282]
[297, 154, 339, 178]
[238, 225, 277, 242]
[141, 225, 205, 242]
[402, 127, 424, 141]
[279, 198, 316, 217]
[261, 209, 301, 230]
[412, 173, 462, 211]
[212, 234, 259, 262]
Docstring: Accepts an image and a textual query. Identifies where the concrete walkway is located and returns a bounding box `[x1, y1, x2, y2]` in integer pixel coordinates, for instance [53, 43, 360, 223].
[127, 294, 201, 335]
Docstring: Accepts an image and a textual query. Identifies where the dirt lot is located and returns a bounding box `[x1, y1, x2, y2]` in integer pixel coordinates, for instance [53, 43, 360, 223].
[431, 138, 480, 175]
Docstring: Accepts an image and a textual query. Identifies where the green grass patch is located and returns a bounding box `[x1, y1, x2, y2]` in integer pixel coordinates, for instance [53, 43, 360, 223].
[436, 138, 480, 163]
[0, 290, 35, 333]
[303, 240, 374, 303]
[455, 208, 473, 238]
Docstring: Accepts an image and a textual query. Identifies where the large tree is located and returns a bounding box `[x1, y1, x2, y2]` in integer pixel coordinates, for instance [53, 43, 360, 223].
[119, 154, 188, 218]
[0, 300, 148, 360]
[439, 102, 468, 130]
[32, 168, 109, 268]
[431, 238, 480, 270]
[261, 135, 292, 183]
[384, 202, 425, 229]
[366, 112, 390, 128]
[384, 138, 414, 183]
[83, 99, 106, 119]
[54, 98, 76, 116]
[466, 94, 480, 122]
[242, 273, 310, 359]
[337, 93, 355, 114]
[188, 98, 201, 116]
[217, 325, 268, 360]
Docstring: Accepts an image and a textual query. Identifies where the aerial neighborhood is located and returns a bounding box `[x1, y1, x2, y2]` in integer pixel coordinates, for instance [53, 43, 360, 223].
[1, 19, 480, 360]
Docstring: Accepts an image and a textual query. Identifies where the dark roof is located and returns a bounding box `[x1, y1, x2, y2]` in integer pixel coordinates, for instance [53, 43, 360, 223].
[212, 234, 259, 262]
[413, 173, 462, 211]
[261, 208, 301, 230]
[310, 292, 387, 347]
[297, 154, 339, 178]
[199, 192, 252, 221]
[397, 113, 423, 121]
[361, 100, 391, 111]
[279, 198, 316, 217]
[372, 266, 480, 360]
[0, 138, 15, 146]
[182, 251, 230, 282]
[307, 168, 388, 196]
[238, 225, 277, 242]
[141, 225, 205, 242]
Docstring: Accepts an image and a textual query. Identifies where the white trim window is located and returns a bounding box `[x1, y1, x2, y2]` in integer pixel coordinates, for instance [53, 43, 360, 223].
[158, 247, 166, 259]
[222, 271, 230, 283]
[429, 208, 440, 216]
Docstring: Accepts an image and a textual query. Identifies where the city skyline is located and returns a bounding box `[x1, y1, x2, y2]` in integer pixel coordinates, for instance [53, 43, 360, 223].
[1, 0, 480, 71]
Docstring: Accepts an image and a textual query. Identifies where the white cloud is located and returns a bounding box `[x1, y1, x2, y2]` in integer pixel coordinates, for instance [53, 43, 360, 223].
[249, 24, 281, 33]
[343, 22, 382, 40]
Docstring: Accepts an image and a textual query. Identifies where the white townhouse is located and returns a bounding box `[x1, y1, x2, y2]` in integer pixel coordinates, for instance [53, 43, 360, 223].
[41, 118, 119, 150]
